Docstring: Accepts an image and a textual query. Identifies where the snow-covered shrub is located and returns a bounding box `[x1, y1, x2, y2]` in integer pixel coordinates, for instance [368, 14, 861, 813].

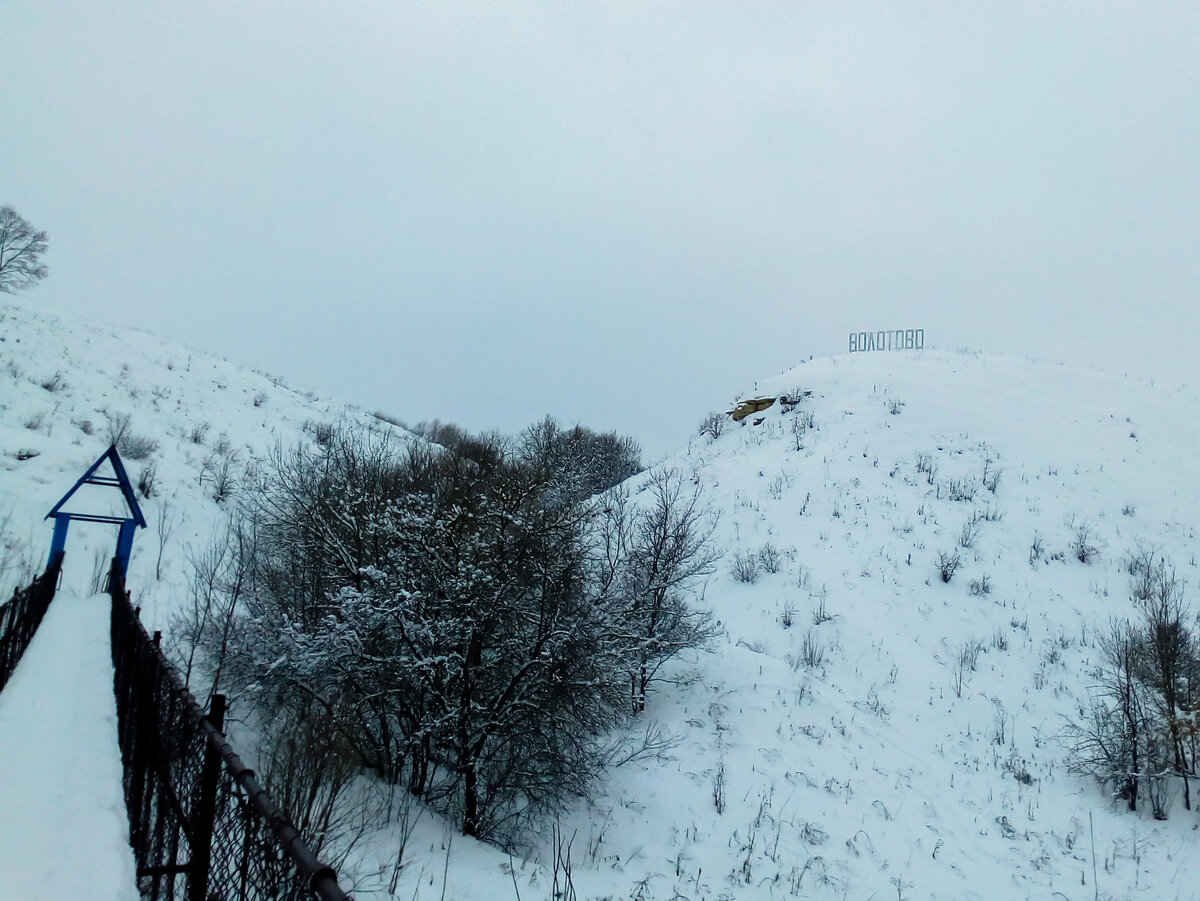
[942, 478, 977, 503]
[790, 411, 815, 450]
[602, 466, 720, 712]
[811, 591, 834, 625]
[306, 419, 337, 446]
[137, 462, 157, 499]
[260, 699, 380, 870]
[200, 454, 238, 503]
[915, 452, 937, 484]
[103, 410, 132, 446]
[120, 432, 158, 460]
[757, 542, 782, 574]
[187, 421, 210, 444]
[958, 517, 980, 549]
[1070, 522, 1100, 563]
[38, 371, 66, 393]
[731, 551, 760, 583]
[982, 458, 1002, 494]
[1029, 532, 1044, 565]
[103, 410, 158, 459]
[211, 432, 234, 457]
[800, 629, 825, 669]
[372, 409, 404, 428]
[936, 550, 961, 583]
[698, 411, 726, 440]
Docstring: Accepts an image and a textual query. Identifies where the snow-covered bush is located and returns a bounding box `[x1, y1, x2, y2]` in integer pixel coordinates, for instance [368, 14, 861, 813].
[1065, 555, 1198, 817]
[698, 411, 726, 440]
[936, 550, 961, 583]
[967, 574, 991, 596]
[203, 424, 714, 843]
[1070, 521, 1100, 563]
[731, 551, 760, 583]
[757, 542, 783, 574]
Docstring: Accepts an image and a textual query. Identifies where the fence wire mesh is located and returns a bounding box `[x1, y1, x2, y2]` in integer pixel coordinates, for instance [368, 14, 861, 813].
[0, 554, 61, 694]
[109, 560, 352, 901]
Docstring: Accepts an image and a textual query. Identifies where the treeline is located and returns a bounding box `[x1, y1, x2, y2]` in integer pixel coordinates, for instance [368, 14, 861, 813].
[177, 417, 718, 844]
[1067, 549, 1200, 818]
[408, 416, 643, 505]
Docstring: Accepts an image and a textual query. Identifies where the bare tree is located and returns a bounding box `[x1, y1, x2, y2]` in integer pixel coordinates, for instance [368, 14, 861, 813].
[1066, 554, 1200, 819]
[154, 501, 177, 581]
[608, 467, 721, 713]
[170, 519, 254, 706]
[0, 505, 31, 596]
[1135, 558, 1196, 810]
[1066, 620, 1151, 811]
[0, 206, 48, 294]
[259, 699, 381, 872]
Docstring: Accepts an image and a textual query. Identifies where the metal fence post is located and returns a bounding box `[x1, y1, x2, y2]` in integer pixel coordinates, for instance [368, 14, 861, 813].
[188, 693, 226, 901]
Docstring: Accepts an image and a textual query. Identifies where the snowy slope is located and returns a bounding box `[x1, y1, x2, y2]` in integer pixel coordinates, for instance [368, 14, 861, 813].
[369, 351, 1200, 901]
[4, 303, 1200, 900]
[0, 301, 411, 622]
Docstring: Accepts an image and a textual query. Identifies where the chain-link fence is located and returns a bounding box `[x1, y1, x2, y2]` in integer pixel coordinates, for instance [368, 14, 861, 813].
[0, 553, 62, 694]
[109, 559, 353, 901]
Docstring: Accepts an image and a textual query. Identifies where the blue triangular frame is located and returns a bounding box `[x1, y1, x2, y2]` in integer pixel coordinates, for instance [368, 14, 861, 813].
[45, 444, 147, 527]
[44, 445, 147, 576]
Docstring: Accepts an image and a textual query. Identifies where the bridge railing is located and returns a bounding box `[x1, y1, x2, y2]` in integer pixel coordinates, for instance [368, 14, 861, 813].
[0, 553, 62, 694]
[109, 558, 353, 901]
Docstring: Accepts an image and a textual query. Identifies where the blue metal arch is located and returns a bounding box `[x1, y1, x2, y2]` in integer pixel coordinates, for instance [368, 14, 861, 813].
[45, 445, 147, 576]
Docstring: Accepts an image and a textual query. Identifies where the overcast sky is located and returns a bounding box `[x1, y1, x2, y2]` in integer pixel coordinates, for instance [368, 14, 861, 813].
[4, 3, 1199, 458]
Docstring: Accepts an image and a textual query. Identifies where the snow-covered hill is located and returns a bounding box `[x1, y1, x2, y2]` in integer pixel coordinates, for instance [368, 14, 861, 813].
[0, 302, 410, 623]
[4, 302, 1200, 900]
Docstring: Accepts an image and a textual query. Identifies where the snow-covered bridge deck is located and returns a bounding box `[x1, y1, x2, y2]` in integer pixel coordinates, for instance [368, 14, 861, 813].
[0, 590, 137, 899]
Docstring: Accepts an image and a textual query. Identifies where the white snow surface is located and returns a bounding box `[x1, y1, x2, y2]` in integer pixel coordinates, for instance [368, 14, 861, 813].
[0, 590, 137, 900]
[4, 303, 1200, 899]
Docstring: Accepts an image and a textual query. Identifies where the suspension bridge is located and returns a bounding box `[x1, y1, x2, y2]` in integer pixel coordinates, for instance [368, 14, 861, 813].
[0, 447, 353, 900]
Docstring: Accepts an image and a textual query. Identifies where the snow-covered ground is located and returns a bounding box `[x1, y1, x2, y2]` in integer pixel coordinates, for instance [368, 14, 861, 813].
[0, 302, 408, 613]
[4, 302, 1200, 899]
[0, 589, 137, 900]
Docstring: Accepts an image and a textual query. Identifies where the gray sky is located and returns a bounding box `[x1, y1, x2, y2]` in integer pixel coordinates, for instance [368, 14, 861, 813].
[4, 3, 1199, 459]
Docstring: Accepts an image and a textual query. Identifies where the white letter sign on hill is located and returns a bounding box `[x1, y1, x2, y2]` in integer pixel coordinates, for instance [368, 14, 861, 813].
[848, 329, 924, 353]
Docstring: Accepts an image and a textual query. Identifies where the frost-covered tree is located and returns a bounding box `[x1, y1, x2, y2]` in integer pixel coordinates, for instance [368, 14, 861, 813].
[417, 415, 643, 505]
[520, 416, 642, 502]
[0, 206, 48, 294]
[1067, 620, 1154, 812]
[212, 422, 704, 842]
[1134, 556, 1198, 810]
[352, 453, 629, 838]
[1066, 553, 1200, 819]
[602, 467, 720, 713]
